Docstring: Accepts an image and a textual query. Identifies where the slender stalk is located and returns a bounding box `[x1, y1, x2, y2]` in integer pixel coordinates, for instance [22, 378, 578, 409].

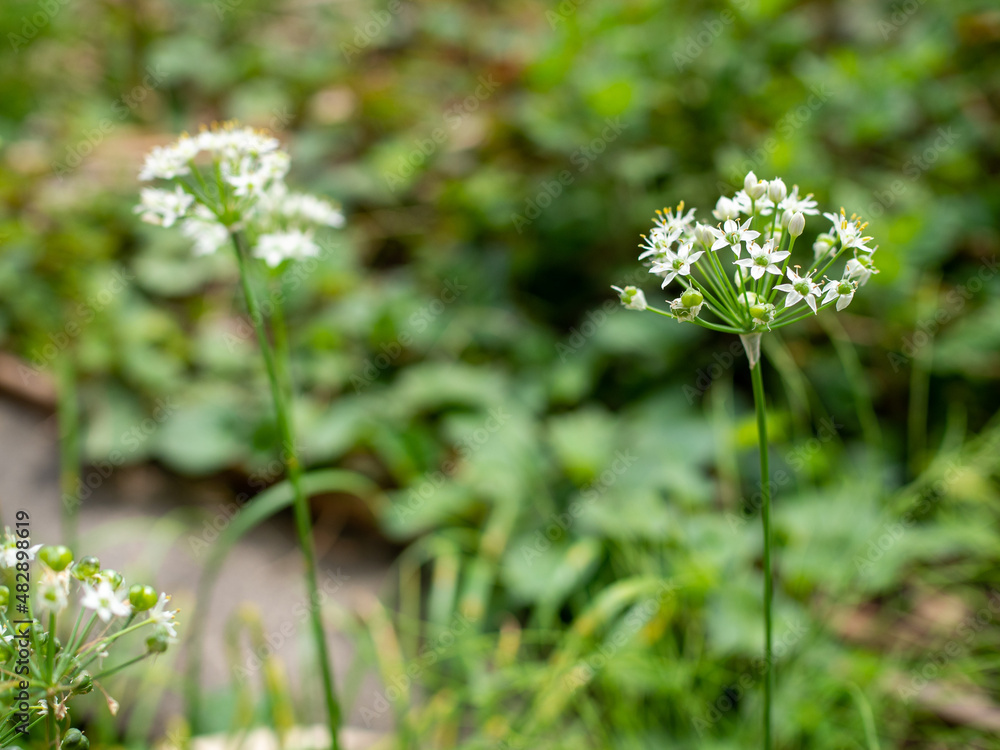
[230, 232, 342, 750]
[56, 354, 80, 551]
[750, 359, 773, 750]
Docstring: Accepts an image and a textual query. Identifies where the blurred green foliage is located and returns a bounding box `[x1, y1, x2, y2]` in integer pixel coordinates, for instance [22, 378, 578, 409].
[1, 0, 999, 747]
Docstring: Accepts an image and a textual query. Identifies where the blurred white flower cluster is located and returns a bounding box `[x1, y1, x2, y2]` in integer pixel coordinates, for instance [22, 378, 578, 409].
[135, 123, 343, 266]
[0, 530, 179, 741]
[614, 171, 878, 333]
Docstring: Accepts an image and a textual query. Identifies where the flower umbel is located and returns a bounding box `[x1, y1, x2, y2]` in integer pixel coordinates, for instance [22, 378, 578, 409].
[618, 173, 878, 331]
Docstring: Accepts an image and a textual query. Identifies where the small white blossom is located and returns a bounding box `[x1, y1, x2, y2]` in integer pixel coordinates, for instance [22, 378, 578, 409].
[181, 205, 229, 257]
[813, 232, 837, 261]
[138, 145, 192, 181]
[775, 268, 823, 313]
[135, 186, 194, 227]
[823, 278, 858, 310]
[650, 243, 704, 287]
[767, 178, 787, 204]
[712, 196, 741, 221]
[36, 568, 70, 615]
[824, 209, 874, 253]
[709, 217, 760, 257]
[787, 211, 805, 238]
[148, 593, 179, 639]
[778, 185, 819, 216]
[845, 254, 879, 286]
[253, 229, 320, 267]
[0, 529, 41, 568]
[743, 171, 768, 201]
[81, 580, 132, 623]
[735, 239, 790, 280]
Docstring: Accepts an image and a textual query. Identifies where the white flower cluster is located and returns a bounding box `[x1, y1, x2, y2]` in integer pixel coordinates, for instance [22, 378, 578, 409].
[134, 122, 344, 267]
[616, 171, 878, 332]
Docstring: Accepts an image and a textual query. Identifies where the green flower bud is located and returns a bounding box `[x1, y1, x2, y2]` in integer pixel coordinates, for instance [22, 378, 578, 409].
[102, 569, 124, 590]
[146, 631, 170, 654]
[128, 584, 158, 612]
[72, 557, 101, 580]
[71, 671, 94, 695]
[749, 303, 769, 320]
[61, 729, 90, 750]
[680, 289, 703, 308]
[38, 632, 62, 653]
[39, 545, 73, 572]
[0, 585, 9, 607]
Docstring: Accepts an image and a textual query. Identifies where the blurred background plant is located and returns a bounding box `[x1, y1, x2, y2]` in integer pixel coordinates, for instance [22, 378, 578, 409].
[0, 0, 998, 748]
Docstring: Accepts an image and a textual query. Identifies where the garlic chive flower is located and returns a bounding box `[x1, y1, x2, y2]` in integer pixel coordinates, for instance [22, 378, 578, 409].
[81, 579, 131, 622]
[134, 121, 344, 268]
[0, 527, 41, 567]
[614, 172, 878, 330]
[775, 268, 823, 313]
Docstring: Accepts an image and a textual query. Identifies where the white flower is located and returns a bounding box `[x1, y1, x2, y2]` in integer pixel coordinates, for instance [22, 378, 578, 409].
[138, 144, 192, 181]
[778, 185, 819, 216]
[743, 171, 768, 201]
[81, 580, 131, 622]
[148, 593, 179, 638]
[735, 239, 790, 280]
[638, 225, 681, 261]
[813, 232, 837, 261]
[267, 188, 345, 228]
[252, 229, 320, 267]
[181, 205, 230, 256]
[135, 186, 194, 227]
[845, 254, 879, 286]
[775, 268, 823, 312]
[767, 178, 787, 204]
[653, 204, 697, 236]
[0, 529, 41, 568]
[37, 568, 70, 615]
[787, 211, 805, 238]
[611, 285, 647, 311]
[823, 278, 858, 310]
[650, 242, 704, 287]
[710, 217, 760, 257]
[712, 196, 741, 221]
[824, 209, 874, 253]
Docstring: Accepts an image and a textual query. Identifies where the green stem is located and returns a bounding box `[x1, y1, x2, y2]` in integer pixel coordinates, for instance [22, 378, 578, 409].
[56, 354, 80, 551]
[230, 232, 342, 750]
[644, 306, 740, 333]
[750, 359, 773, 750]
